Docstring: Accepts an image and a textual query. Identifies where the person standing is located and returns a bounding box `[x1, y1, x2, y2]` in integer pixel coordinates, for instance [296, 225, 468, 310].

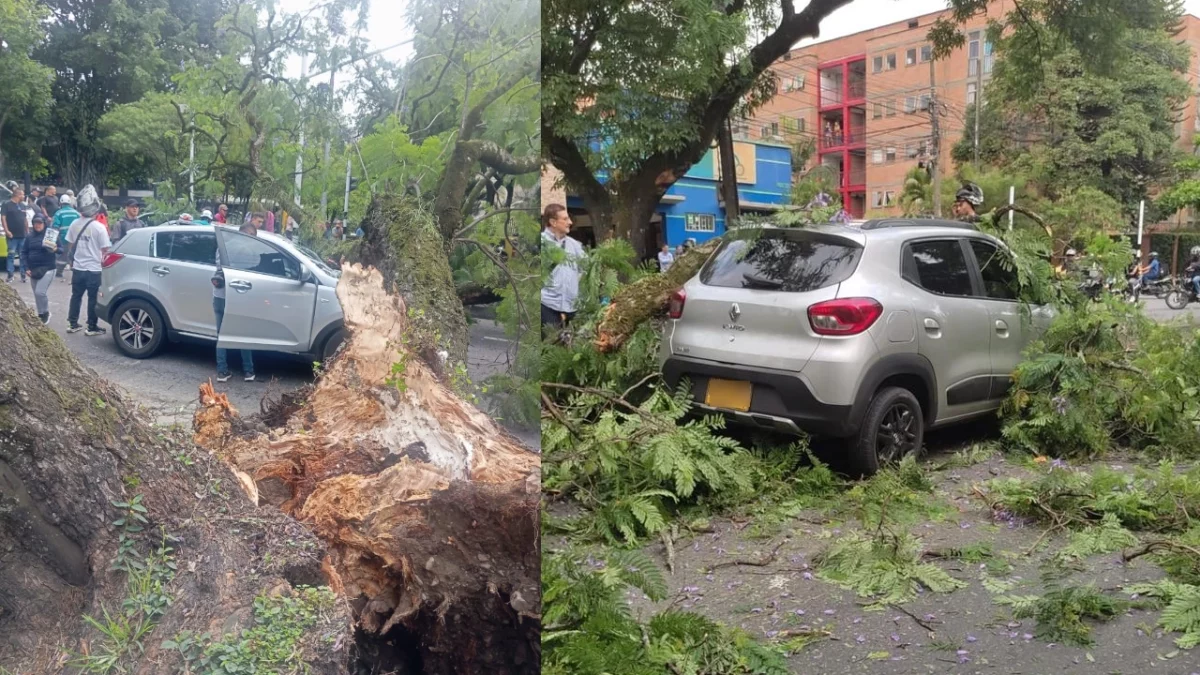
[215, 203, 228, 224]
[264, 207, 276, 233]
[37, 186, 60, 218]
[51, 200, 80, 279]
[3, 186, 30, 283]
[657, 244, 674, 272]
[65, 189, 111, 336]
[112, 199, 145, 241]
[23, 215, 57, 324]
[212, 217, 261, 382]
[540, 203, 584, 337]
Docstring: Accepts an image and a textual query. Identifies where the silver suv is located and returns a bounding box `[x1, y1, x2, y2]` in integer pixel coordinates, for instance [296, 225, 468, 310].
[95, 224, 346, 362]
[659, 219, 1052, 473]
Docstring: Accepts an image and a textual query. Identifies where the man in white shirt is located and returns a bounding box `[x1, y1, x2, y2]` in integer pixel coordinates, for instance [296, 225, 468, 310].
[65, 205, 112, 335]
[657, 244, 675, 272]
[540, 203, 584, 338]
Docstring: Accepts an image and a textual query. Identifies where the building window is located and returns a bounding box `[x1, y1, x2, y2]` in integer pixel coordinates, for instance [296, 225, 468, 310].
[918, 139, 929, 156]
[885, 191, 896, 206]
[967, 82, 977, 105]
[783, 75, 806, 92]
[906, 143, 918, 158]
[873, 191, 885, 207]
[887, 100, 897, 117]
[684, 213, 716, 233]
[920, 93, 931, 111]
[872, 149, 884, 164]
[886, 147, 897, 162]
[782, 116, 805, 134]
[984, 41, 994, 74]
[906, 48, 917, 66]
[908, 19, 919, 29]
[904, 96, 917, 113]
[969, 30, 980, 77]
[732, 117, 749, 136]
[873, 56, 883, 73]
[873, 103, 883, 119]
[921, 45, 932, 62]
[886, 53, 897, 70]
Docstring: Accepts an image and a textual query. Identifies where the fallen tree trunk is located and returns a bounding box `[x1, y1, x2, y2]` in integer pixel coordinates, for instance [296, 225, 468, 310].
[0, 284, 352, 673]
[594, 239, 721, 352]
[358, 195, 470, 367]
[194, 263, 541, 674]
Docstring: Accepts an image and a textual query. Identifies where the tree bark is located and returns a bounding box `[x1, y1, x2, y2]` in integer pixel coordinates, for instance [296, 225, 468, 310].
[0, 283, 352, 673]
[194, 263, 541, 675]
[594, 238, 721, 352]
[358, 194, 470, 366]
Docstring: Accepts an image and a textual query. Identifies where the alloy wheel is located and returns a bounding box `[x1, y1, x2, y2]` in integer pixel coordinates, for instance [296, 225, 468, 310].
[118, 309, 155, 351]
[875, 402, 918, 465]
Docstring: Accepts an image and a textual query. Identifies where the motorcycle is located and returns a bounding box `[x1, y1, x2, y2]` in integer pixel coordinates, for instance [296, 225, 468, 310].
[1165, 278, 1200, 310]
[1140, 275, 1174, 299]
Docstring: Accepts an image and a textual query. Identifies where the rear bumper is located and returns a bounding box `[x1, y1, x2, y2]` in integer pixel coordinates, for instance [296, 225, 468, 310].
[661, 356, 855, 437]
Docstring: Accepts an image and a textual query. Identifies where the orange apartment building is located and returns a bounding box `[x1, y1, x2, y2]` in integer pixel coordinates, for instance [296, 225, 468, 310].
[746, 1, 1200, 220]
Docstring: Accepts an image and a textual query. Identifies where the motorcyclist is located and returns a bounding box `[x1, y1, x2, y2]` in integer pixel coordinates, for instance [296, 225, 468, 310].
[1186, 247, 1200, 298]
[1139, 251, 1163, 288]
[952, 182, 986, 223]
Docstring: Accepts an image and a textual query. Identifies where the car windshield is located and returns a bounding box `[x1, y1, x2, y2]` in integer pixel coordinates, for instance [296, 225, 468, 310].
[700, 228, 864, 293]
[292, 243, 339, 277]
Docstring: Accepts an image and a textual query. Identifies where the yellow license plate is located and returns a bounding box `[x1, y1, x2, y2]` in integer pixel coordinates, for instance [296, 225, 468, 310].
[705, 379, 752, 411]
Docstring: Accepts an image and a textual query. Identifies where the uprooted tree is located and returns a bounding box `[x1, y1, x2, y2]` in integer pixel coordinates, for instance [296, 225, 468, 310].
[0, 281, 352, 673]
[2, 247, 540, 674]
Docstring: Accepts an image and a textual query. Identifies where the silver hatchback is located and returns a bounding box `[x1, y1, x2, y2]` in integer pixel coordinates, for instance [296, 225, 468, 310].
[95, 224, 346, 361]
[659, 219, 1052, 473]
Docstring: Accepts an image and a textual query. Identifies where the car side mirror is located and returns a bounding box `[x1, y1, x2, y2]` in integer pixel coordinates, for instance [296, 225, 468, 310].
[299, 267, 315, 285]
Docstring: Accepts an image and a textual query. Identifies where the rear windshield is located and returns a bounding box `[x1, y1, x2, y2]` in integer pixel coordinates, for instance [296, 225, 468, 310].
[699, 229, 863, 292]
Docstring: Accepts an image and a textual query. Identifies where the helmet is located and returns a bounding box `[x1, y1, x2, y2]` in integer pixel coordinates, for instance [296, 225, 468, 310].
[1191, 246, 1200, 256]
[201, 209, 213, 218]
[76, 185, 102, 217]
[955, 182, 984, 207]
[179, 213, 193, 221]
[1150, 251, 1158, 258]
[1066, 248, 1077, 257]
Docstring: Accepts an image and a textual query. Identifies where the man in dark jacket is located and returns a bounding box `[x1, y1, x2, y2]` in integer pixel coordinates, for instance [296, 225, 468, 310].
[113, 199, 145, 241]
[22, 215, 58, 324]
[37, 186, 61, 218]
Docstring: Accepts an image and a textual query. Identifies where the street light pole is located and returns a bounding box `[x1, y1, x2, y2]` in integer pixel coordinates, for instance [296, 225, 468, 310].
[344, 156, 351, 215]
[295, 52, 308, 207]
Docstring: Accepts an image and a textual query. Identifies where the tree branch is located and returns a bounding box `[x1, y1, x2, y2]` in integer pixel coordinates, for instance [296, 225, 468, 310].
[465, 141, 539, 175]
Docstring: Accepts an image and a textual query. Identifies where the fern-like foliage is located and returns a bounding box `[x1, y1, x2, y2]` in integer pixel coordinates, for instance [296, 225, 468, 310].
[814, 530, 966, 608]
[543, 549, 789, 675]
[1055, 513, 1139, 563]
[1127, 581, 1200, 649]
[1000, 586, 1128, 646]
[545, 386, 756, 544]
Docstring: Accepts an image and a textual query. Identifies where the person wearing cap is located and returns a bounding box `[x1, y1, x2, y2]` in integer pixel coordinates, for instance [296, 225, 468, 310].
[61, 189, 75, 206]
[23, 215, 57, 324]
[113, 199, 145, 241]
[199, 209, 213, 225]
[215, 203, 228, 224]
[51, 198, 80, 279]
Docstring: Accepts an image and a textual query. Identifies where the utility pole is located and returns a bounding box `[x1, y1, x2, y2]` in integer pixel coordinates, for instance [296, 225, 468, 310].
[295, 52, 308, 207]
[320, 50, 336, 220]
[928, 57, 942, 217]
[343, 155, 352, 215]
[717, 117, 740, 225]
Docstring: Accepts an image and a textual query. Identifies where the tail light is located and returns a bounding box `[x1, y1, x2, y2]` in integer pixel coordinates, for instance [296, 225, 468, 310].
[808, 298, 883, 336]
[667, 289, 686, 319]
[101, 252, 124, 269]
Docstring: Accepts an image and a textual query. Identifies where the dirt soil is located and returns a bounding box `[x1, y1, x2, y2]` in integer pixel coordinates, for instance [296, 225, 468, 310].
[631, 427, 1199, 675]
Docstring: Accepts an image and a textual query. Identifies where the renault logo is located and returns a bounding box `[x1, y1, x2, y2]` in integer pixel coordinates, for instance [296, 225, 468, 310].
[729, 303, 741, 322]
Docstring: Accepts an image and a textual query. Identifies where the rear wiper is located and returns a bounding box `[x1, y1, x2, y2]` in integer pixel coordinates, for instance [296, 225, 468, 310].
[742, 273, 783, 289]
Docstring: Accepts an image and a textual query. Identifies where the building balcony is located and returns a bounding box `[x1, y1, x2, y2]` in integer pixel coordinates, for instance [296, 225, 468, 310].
[818, 131, 867, 152]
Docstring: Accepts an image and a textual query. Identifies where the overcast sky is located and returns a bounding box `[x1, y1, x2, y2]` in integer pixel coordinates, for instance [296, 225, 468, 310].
[799, 0, 1200, 47]
[278, 0, 414, 84]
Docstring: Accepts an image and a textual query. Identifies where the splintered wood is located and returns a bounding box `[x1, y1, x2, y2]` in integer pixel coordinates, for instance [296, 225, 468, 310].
[192, 263, 540, 673]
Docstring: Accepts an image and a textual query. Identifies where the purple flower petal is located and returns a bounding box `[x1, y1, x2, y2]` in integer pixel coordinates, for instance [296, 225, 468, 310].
[802, 572, 814, 580]
[795, 609, 806, 616]
[853, 617, 863, 624]
[823, 609, 836, 615]
[856, 634, 866, 644]
[1023, 633, 1033, 640]
[891, 634, 900, 642]
[967, 635, 977, 643]
[751, 607, 763, 614]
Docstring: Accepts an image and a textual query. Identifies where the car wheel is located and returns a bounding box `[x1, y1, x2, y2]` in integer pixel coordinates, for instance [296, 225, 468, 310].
[112, 299, 165, 359]
[849, 386, 924, 476]
[320, 328, 346, 361]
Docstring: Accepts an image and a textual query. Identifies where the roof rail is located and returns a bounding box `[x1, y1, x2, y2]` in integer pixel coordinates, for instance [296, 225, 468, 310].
[858, 218, 976, 231]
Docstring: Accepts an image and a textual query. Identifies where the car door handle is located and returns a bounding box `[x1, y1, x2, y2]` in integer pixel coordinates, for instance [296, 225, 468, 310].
[995, 319, 1009, 336]
[152, 266, 170, 276]
[923, 318, 940, 330]
[228, 280, 252, 292]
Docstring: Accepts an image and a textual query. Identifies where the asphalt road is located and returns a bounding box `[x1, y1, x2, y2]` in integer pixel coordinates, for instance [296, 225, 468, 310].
[9, 274, 538, 449]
